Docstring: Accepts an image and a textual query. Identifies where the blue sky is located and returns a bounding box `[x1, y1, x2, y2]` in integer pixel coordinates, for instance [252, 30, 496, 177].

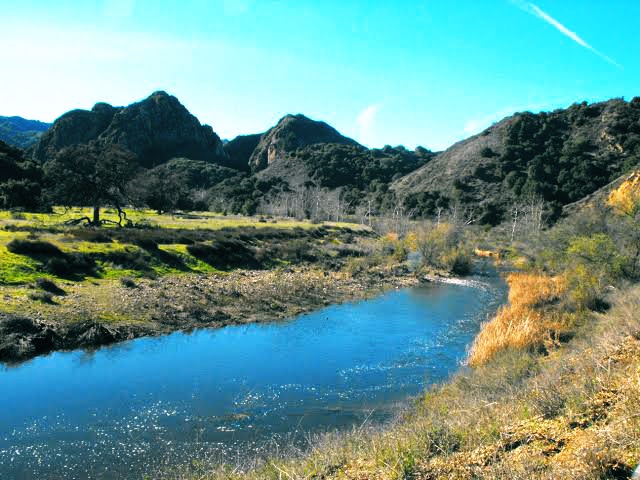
[0, 0, 638, 150]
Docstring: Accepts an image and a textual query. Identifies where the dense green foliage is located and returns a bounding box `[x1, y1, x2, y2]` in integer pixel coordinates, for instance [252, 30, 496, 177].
[293, 143, 433, 190]
[44, 142, 137, 224]
[128, 158, 241, 213]
[498, 100, 640, 204]
[0, 141, 44, 210]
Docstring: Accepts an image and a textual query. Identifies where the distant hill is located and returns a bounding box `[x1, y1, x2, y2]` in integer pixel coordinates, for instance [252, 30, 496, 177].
[0, 116, 50, 149]
[393, 98, 640, 223]
[248, 114, 361, 171]
[18, 90, 640, 223]
[31, 91, 230, 169]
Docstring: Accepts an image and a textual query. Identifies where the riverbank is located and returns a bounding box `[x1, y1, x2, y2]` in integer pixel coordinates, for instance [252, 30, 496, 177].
[0, 209, 424, 363]
[0, 264, 419, 364]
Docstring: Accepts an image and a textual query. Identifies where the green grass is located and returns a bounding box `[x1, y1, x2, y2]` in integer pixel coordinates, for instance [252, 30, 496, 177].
[0, 207, 361, 231]
[0, 207, 365, 287]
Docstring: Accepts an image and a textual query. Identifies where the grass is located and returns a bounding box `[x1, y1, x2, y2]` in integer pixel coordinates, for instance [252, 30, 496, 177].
[0, 208, 366, 285]
[468, 272, 571, 366]
[0, 207, 362, 231]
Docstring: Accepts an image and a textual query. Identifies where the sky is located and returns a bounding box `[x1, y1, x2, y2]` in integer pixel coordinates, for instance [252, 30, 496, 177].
[0, 0, 638, 151]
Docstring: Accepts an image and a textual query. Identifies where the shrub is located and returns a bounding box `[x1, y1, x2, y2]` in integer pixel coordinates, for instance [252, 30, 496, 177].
[44, 253, 97, 277]
[28, 291, 55, 304]
[120, 277, 137, 288]
[34, 278, 65, 296]
[187, 239, 260, 270]
[7, 239, 63, 256]
[565, 233, 628, 310]
[442, 248, 473, 275]
[100, 249, 151, 271]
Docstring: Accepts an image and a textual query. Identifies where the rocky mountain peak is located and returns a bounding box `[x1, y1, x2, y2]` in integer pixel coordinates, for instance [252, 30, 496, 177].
[248, 113, 360, 171]
[32, 92, 229, 168]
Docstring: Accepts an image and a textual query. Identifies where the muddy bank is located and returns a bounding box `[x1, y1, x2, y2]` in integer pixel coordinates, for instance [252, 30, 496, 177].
[0, 265, 418, 364]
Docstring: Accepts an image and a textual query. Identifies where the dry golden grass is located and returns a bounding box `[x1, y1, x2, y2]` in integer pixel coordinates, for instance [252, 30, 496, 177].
[608, 170, 640, 215]
[468, 273, 568, 367]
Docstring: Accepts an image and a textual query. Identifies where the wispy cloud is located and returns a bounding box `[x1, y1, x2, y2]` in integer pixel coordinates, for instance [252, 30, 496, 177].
[356, 104, 380, 146]
[512, 1, 622, 69]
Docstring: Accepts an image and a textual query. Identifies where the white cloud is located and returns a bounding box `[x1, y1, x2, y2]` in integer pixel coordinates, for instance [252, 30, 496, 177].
[356, 104, 380, 146]
[511, 1, 622, 69]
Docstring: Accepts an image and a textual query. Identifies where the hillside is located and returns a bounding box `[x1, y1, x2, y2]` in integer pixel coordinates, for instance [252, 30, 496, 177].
[223, 133, 262, 171]
[257, 143, 435, 200]
[0, 116, 50, 149]
[393, 98, 640, 223]
[31, 91, 229, 168]
[249, 114, 361, 171]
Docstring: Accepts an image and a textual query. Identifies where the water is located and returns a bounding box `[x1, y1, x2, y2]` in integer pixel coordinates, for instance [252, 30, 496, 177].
[0, 276, 505, 479]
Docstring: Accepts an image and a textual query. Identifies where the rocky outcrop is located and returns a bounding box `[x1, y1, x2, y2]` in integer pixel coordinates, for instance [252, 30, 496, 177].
[32, 91, 229, 168]
[249, 114, 360, 171]
[31, 103, 120, 161]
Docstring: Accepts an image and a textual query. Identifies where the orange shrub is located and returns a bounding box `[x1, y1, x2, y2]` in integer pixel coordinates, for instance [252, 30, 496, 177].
[468, 273, 568, 366]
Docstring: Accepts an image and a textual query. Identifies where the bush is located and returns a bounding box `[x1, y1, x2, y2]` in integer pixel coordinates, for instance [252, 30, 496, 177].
[120, 277, 137, 288]
[7, 239, 63, 256]
[442, 248, 473, 275]
[34, 278, 65, 296]
[44, 253, 97, 277]
[565, 233, 628, 310]
[187, 239, 260, 270]
[28, 291, 55, 304]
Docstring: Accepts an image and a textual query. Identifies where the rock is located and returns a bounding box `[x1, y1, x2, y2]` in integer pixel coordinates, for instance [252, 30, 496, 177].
[32, 91, 229, 169]
[249, 114, 360, 171]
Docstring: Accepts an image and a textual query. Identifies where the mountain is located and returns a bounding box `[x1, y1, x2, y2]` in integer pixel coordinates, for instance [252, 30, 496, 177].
[223, 133, 262, 172]
[0, 116, 51, 149]
[32, 91, 229, 168]
[248, 114, 360, 171]
[393, 98, 640, 223]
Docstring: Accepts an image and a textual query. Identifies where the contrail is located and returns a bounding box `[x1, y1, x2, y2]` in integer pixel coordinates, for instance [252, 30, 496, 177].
[512, 1, 622, 69]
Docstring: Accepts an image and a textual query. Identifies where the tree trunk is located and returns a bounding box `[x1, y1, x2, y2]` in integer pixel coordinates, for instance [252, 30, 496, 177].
[93, 206, 100, 225]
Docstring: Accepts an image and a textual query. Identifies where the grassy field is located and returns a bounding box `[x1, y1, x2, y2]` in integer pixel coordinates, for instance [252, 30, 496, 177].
[0, 207, 365, 285]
